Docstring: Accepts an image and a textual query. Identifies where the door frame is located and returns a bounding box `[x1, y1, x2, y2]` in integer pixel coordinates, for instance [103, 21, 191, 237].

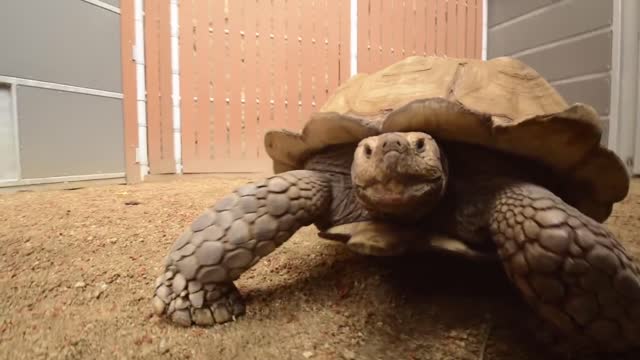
[610, 0, 640, 175]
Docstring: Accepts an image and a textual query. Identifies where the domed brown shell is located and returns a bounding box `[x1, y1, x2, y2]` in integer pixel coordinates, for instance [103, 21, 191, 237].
[264, 56, 629, 222]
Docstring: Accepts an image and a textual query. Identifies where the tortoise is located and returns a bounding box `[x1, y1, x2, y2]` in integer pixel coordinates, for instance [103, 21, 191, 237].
[152, 56, 640, 354]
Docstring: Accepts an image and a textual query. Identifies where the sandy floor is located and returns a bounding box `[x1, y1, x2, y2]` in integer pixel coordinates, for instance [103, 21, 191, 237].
[1, 175, 639, 360]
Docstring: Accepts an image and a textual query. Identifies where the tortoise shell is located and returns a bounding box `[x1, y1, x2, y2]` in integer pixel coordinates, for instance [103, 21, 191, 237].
[265, 56, 629, 222]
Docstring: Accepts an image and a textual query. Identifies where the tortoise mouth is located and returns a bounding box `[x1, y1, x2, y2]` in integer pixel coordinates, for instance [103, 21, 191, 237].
[355, 177, 443, 216]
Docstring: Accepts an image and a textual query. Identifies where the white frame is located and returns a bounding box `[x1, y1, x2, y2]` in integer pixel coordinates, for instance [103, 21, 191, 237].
[633, 26, 640, 175]
[170, 0, 182, 174]
[134, 0, 150, 179]
[9, 84, 21, 181]
[0, 76, 123, 99]
[0, 83, 21, 182]
[609, 0, 640, 174]
[608, 0, 622, 160]
[0, 172, 125, 187]
[482, 0, 488, 60]
[80, 0, 120, 14]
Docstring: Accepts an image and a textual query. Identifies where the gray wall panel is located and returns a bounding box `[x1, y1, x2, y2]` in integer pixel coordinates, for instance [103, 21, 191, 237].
[17, 86, 124, 179]
[488, 0, 614, 147]
[489, 0, 612, 57]
[488, 0, 556, 27]
[553, 76, 611, 116]
[0, 0, 122, 92]
[516, 31, 612, 82]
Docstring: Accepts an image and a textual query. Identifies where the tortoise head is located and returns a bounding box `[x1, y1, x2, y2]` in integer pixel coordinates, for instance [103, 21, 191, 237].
[351, 132, 448, 219]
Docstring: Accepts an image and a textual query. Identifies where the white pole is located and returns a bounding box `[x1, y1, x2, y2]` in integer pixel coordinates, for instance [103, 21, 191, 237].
[482, 0, 488, 60]
[350, 0, 358, 76]
[134, 0, 149, 179]
[170, 0, 182, 174]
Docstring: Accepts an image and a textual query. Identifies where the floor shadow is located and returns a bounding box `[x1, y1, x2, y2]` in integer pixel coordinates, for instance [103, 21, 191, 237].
[241, 244, 545, 356]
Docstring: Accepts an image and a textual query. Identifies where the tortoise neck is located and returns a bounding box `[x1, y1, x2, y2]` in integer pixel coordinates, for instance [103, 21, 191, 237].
[303, 144, 357, 175]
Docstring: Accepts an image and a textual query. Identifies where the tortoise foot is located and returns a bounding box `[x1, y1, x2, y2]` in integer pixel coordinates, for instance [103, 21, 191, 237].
[488, 182, 640, 353]
[152, 268, 245, 326]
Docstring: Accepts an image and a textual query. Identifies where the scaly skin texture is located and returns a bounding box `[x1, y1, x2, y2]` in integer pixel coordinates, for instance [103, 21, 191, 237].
[152, 170, 331, 326]
[481, 180, 640, 353]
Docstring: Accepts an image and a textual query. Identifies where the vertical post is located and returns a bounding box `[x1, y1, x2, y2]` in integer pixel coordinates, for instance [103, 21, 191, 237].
[170, 0, 182, 174]
[609, 0, 621, 154]
[134, 0, 149, 179]
[350, 0, 358, 76]
[10, 83, 22, 182]
[629, 1, 640, 175]
[120, 0, 142, 183]
[610, 0, 640, 174]
[634, 37, 640, 175]
[481, 0, 488, 60]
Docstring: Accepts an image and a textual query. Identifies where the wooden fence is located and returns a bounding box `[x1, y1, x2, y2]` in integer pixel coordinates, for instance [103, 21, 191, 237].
[358, 0, 483, 73]
[125, 0, 484, 177]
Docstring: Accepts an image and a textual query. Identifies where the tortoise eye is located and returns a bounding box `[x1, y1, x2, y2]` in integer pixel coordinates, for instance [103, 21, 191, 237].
[415, 138, 426, 152]
[363, 144, 373, 158]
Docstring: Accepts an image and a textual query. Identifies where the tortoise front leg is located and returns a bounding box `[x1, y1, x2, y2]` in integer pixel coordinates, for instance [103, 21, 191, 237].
[483, 182, 640, 353]
[152, 170, 331, 326]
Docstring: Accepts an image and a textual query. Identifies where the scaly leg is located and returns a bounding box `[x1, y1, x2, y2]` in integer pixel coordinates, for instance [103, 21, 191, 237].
[152, 170, 331, 326]
[483, 181, 640, 353]
[452, 178, 640, 353]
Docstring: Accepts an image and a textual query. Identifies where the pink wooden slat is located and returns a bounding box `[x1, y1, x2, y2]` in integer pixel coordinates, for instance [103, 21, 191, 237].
[144, 2, 160, 166]
[435, 0, 447, 55]
[339, 0, 351, 82]
[475, 0, 483, 58]
[243, 0, 259, 159]
[257, 0, 273, 136]
[381, 1, 394, 67]
[446, 0, 458, 56]
[228, 0, 243, 159]
[145, 0, 176, 174]
[322, 0, 331, 105]
[185, 158, 271, 173]
[369, 0, 381, 72]
[120, 0, 141, 182]
[271, 0, 287, 130]
[388, 0, 397, 61]
[327, 1, 340, 97]
[310, 0, 322, 112]
[393, 0, 405, 61]
[403, 0, 416, 56]
[143, 0, 159, 169]
[286, 0, 301, 130]
[425, 0, 436, 55]
[210, 0, 227, 159]
[414, 0, 426, 56]
[145, 0, 175, 173]
[314, 0, 328, 108]
[159, 0, 175, 171]
[300, 0, 314, 124]
[357, 0, 370, 74]
[178, 0, 195, 171]
[456, 0, 467, 57]
[466, 0, 477, 58]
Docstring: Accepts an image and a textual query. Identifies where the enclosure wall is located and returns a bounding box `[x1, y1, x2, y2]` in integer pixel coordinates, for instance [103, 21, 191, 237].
[486, 0, 614, 147]
[0, 0, 125, 186]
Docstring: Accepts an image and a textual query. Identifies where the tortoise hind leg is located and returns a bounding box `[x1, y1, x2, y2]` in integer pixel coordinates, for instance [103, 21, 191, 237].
[152, 170, 332, 326]
[483, 181, 640, 353]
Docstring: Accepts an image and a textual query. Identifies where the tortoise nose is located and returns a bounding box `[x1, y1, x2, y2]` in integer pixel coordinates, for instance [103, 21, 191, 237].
[381, 134, 408, 154]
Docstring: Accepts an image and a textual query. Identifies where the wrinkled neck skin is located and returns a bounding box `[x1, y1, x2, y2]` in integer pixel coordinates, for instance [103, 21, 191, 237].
[304, 144, 373, 230]
[351, 132, 449, 222]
